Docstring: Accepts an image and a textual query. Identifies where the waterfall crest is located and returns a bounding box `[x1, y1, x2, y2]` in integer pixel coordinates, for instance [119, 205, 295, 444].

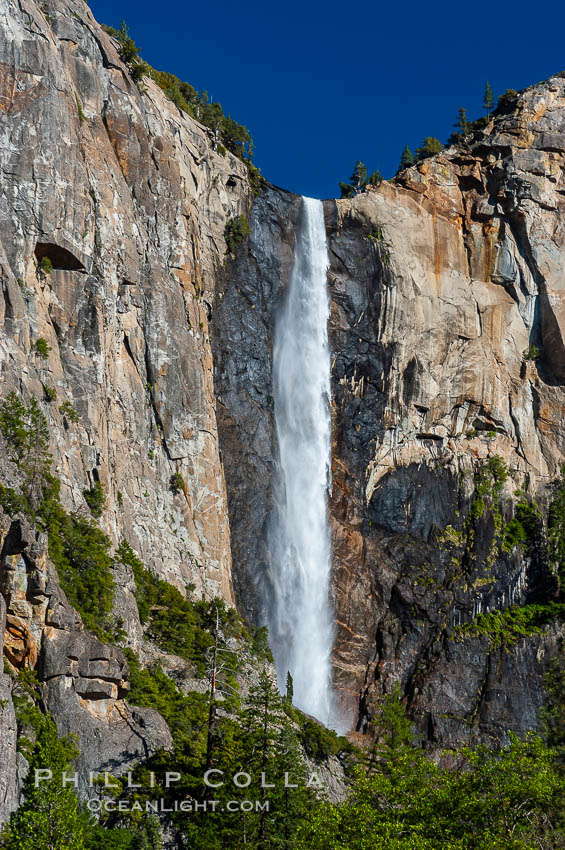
[268, 196, 336, 726]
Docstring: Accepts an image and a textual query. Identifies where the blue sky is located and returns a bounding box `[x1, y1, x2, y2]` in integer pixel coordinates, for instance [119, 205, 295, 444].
[90, 0, 565, 199]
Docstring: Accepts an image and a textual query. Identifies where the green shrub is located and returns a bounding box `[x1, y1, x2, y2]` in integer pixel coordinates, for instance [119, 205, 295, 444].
[548, 467, 565, 588]
[496, 88, 518, 112]
[39, 257, 53, 275]
[75, 95, 86, 123]
[415, 136, 444, 161]
[224, 216, 251, 254]
[248, 162, 265, 196]
[0, 392, 51, 503]
[38, 481, 115, 639]
[117, 540, 248, 676]
[453, 602, 565, 648]
[170, 472, 185, 494]
[58, 400, 79, 424]
[503, 500, 540, 552]
[83, 480, 105, 518]
[1, 391, 115, 639]
[43, 385, 56, 402]
[524, 343, 542, 361]
[103, 21, 254, 162]
[34, 337, 51, 358]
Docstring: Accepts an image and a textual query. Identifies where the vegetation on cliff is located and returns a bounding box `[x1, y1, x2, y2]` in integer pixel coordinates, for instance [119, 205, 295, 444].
[102, 21, 255, 163]
[298, 691, 565, 849]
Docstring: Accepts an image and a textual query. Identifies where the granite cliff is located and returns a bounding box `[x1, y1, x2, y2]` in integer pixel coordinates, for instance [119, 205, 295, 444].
[0, 0, 564, 827]
[215, 78, 565, 746]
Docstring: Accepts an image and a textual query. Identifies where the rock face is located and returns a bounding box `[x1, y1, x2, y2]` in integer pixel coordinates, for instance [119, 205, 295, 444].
[217, 78, 565, 747]
[0, 0, 253, 601]
[0, 584, 18, 821]
[0, 507, 172, 798]
[0, 0, 248, 809]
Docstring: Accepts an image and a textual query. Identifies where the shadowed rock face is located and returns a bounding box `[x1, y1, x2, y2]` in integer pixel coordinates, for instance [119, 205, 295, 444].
[218, 78, 565, 747]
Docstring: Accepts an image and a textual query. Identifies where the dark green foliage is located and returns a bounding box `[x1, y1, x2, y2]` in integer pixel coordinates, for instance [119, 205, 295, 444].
[496, 88, 518, 113]
[129, 59, 151, 86]
[542, 646, 565, 761]
[1, 391, 35, 461]
[285, 670, 293, 704]
[397, 144, 414, 172]
[252, 625, 273, 661]
[350, 160, 367, 192]
[149, 68, 195, 113]
[475, 455, 508, 496]
[0, 392, 51, 504]
[295, 714, 346, 762]
[483, 79, 495, 114]
[524, 342, 542, 360]
[502, 498, 540, 551]
[454, 106, 469, 136]
[169, 471, 185, 494]
[467, 455, 508, 536]
[340, 160, 383, 197]
[0, 714, 86, 849]
[248, 162, 265, 196]
[367, 169, 382, 186]
[125, 648, 209, 743]
[39, 257, 53, 275]
[227, 671, 313, 849]
[34, 337, 51, 358]
[415, 136, 444, 161]
[224, 215, 251, 254]
[117, 540, 246, 675]
[43, 384, 56, 402]
[85, 820, 162, 850]
[116, 20, 139, 64]
[297, 694, 565, 850]
[453, 602, 565, 648]
[548, 467, 565, 589]
[59, 400, 79, 424]
[83, 480, 106, 518]
[1, 393, 115, 637]
[39, 484, 115, 639]
[338, 181, 355, 199]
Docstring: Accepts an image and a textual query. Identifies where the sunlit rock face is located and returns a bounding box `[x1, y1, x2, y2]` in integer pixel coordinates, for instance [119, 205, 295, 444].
[0, 0, 251, 802]
[0, 0, 254, 602]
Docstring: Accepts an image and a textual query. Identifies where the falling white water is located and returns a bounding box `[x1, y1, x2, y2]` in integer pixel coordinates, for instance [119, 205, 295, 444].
[268, 196, 336, 726]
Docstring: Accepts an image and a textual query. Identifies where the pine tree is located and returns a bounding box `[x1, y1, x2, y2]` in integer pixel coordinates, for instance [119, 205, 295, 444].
[483, 80, 494, 115]
[454, 107, 469, 136]
[238, 671, 310, 849]
[398, 144, 414, 172]
[285, 671, 294, 705]
[367, 170, 382, 186]
[0, 392, 51, 505]
[415, 136, 444, 161]
[350, 161, 367, 194]
[338, 181, 355, 199]
[0, 715, 86, 849]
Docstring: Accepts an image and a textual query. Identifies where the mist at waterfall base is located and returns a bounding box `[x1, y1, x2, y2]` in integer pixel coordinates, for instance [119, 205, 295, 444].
[267, 197, 340, 731]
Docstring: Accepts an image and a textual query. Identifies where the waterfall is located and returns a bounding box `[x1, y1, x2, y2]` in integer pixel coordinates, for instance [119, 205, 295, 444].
[268, 196, 336, 726]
